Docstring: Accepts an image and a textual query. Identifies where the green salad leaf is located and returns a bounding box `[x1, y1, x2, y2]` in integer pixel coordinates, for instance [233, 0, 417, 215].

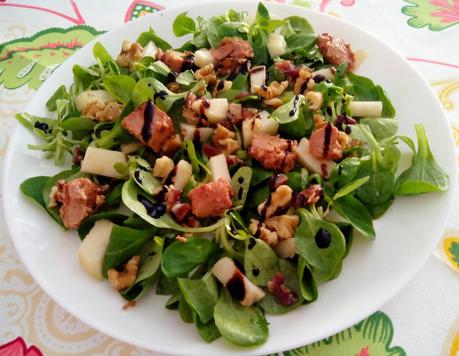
[214, 289, 269, 346]
[395, 124, 449, 195]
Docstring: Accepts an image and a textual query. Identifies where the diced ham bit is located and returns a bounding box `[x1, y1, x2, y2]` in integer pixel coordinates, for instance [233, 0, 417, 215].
[292, 184, 323, 208]
[188, 177, 234, 218]
[171, 203, 192, 222]
[227, 103, 258, 125]
[211, 37, 254, 75]
[72, 146, 84, 166]
[309, 123, 343, 161]
[317, 33, 355, 70]
[121, 101, 179, 154]
[248, 134, 297, 173]
[335, 114, 357, 132]
[202, 143, 222, 158]
[227, 103, 243, 124]
[184, 216, 201, 228]
[268, 174, 289, 191]
[164, 187, 181, 211]
[54, 178, 106, 229]
[275, 60, 300, 79]
[226, 154, 243, 167]
[267, 272, 297, 306]
[160, 50, 194, 73]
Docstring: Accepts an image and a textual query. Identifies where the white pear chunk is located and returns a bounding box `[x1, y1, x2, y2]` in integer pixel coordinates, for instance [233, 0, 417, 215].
[211, 257, 265, 307]
[243, 115, 279, 147]
[250, 65, 266, 94]
[208, 153, 231, 184]
[312, 67, 335, 80]
[194, 48, 215, 68]
[254, 116, 279, 136]
[173, 160, 192, 191]
[293, 138, 336, 179]
[142, 41, 158, 58]
[75, 90, 115, 113]
[192, 98, 229, 124]
[242, 118, 255, 148]
[153, 156, 174, 178]
[120, 142, 143, 155]
[81, 146, 127, 178]
[180, 123, 214, 143]
[273, 239, 296, 258]
[267, 33, 287, 58]
[204, 98, 229, 124]
[348, 101, 383, 117]
[78, 220, 114, 280]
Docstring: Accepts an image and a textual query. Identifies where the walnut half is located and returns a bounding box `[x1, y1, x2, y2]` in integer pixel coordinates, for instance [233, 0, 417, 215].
[265, 214, 299, 240]
[258, 185, 293, 218]
[108, 255, 140, 291]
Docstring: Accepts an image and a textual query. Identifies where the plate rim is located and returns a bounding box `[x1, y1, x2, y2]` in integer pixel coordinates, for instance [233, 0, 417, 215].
[2, 1, 457, 354]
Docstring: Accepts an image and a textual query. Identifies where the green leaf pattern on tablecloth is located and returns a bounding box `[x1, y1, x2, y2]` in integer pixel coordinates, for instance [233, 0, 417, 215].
[284, 311, 406, 356]
[124, 0, 165, 22]
[0, 26, 103, 90]
[402, 0, 459, 31]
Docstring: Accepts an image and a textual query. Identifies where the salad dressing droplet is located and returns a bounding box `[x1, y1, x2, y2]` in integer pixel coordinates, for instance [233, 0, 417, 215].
[134, 170, 143, 184]
[34, 121, 50, 134]
[226, 270, 246, 301]
[216, 80, 225, 91]
[315, 228, 331, 248]
[323, 123, 333, 158]
[154, 90, 168, 101]
[289, 95, 301, 117]
[141, 100, 154, 142]
[167, 71, 178, 83]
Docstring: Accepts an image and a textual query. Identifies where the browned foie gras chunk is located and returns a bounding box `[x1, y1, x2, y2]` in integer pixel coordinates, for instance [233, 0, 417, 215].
[248, 134, 297, 173]
[187, 177, 234, 218]
[317, 33, 355, 70]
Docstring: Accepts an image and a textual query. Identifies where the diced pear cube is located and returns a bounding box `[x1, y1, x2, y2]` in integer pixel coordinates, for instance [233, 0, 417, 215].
[267, 33, 287, 58]
[208, 153, 231, 184]
[81, 146, 127, 178]
[78, 220, 114, 280]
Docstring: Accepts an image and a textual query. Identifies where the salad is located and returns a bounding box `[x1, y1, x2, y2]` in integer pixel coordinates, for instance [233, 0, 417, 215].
[17, 3, 449, 347]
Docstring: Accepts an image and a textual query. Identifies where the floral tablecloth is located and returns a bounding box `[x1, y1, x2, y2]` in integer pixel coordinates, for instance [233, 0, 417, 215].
[0, 1, 458, 355]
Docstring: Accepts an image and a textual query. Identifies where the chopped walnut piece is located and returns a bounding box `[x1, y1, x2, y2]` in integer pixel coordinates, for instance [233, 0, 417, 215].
[258, 185, 293, 218]
[194, 63, 217, 85]
[313, 114, 327, 129]
[84, 101, 123, 122]
[211, 124, 240, 156]
[108, 255, 140, 291]
[249, 219, 260, 236]
[259, 225, 279, 245]
[294, 67, 313, 95]
[256, 80, 289, 100]
[117, 39, 144, 67]
[122, 301, 137, 310]
[305, 91, 323, 110]
[263, 97, 283, 108]
[265, 215, 299, 240]
[167, 82, 181, 93]
[182, 92, 201, 125]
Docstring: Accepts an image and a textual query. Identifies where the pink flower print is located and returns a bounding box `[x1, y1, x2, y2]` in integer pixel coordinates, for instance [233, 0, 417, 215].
[0, 337, 43, 356]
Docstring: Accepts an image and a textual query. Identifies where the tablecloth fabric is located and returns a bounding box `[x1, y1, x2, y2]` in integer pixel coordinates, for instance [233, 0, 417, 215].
[0, 1, 458, 355]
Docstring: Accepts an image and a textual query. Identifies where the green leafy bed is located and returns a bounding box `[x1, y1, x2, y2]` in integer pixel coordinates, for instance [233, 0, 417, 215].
[17, 2, 448, 348]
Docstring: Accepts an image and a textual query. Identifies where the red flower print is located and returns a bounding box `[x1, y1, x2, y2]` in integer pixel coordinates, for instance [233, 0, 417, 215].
[355, 346, 370, 356]
[0, 337, 43, 356]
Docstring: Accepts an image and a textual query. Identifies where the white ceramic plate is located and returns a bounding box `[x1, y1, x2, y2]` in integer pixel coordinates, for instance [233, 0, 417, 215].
[3, 1, 456, 355]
